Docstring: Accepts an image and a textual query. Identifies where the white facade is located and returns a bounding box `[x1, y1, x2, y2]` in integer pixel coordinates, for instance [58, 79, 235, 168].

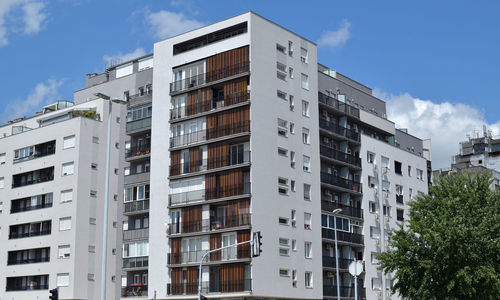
[0, 98, 125, 300]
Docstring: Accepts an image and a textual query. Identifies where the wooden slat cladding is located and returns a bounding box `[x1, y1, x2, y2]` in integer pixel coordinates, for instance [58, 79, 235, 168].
[206, 46, 249, 83]
[208, 142, 229, 169]
[223, 77, 248, 106]
[237, 230, 251, 259]
[169, 267, 198, 295]
[170, 268, 183, 294]
[170, 238, 182, 264]
[186, 267, 199, 294]
[210, 234, 222, 261]
[206, 169, 243, 200]
[219, 263, 246, 292]
[189, 147, 202, 172]
[206, 106, 249, 140]
[181, 206, 202, 233]
[170, 151, 181, 176]
[187, 88, 212, 116]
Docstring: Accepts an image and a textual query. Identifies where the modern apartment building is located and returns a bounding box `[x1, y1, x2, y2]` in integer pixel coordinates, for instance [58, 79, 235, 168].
[74, 54, 154, 298]
[0, 98, 125, 300]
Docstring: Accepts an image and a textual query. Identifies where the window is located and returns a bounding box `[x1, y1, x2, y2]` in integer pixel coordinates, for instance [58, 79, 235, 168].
[304, 184, 311, 200]
[304, 213, 312, 230]
[123, 241, 149, 258]
[417, 169, 424, 180]
[278, 148, 288, 156]
[394, 161, 402, 175]
[290, 122, 295, 134]
[372, 278, 382, 291]
[61, 189, 73, 203]
[289, 67, 294, 78]
[279, 217, 289, 225]
[58, 245, 70, 258]
[302, 100, 310, 117]
[88, 273, 95, 281]
[57, 273, 70, 287]
[63, 135, 75, 149]
[383, 205, 391, 217]
[90, 190, 97, 197]
[279, 248, 290, 256]
[62, 162, 74, 176]
[368, 176, 377, 188]
[276, 43, 286, 53]
[92, 136, 99, 144]
[371, 253, 378, 264]
[300, 48, 308, 63]
[304, 242, 312, 258]
[409, 188, 413, 199]
[0, 201, 2, 213]
[290, 151, 296, 168]
[278, 177, 288, 195]
[0, 153, 5, 164]
[89, 218, 97, 225]
[302, 128, 310, 144]
[289, 95, 295, 111]
[279, 238, 289, 246]
[397, 209, 404, 221]
[301, 74, 309, 90]
[59, 217, 72, 231]
[222, 233, 237, 260]
[288, 40, 293, 55]
[91, 163, 98, 170]
[408, 165, 412, 176]
[367, 152, 375, 163]
[279, 269, 290, 277]
[370, 226, 380, 239]
[291, 180, 296, 192]
[369, 201, 378, 213]
[278, 177, 288, 186]
[277, 62, 287, 72]
[277, 71, 287, 81]
[277, 90, 287, 100]
[292, 270, 297, 287]
[305, 271, 312, 288]
[278, 118, 288, 137]
[291, 210, 296, 227]
[88, 245, 96, 253]
[0, 177, 4, 189]
[303, 155, 310, 172]
[321, 214, 350, 231]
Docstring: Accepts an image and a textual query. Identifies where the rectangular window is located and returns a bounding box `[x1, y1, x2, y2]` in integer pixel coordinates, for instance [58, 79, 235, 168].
[277, 44, 286, 53]
[91, 163, 98, 170]
[408, 165, 412, 176]
[62, 162, 74, 176]
[279, 217, 289, 225]
[58, 245, 70, 258]
[89, 218, 97, 225]
[88, 245, 96, 253]
[417, 169, 424, 180]
[301, 74, 309, 90]
[369, 201, 378, 213]
[292, 239, 297, 251]
[63, 135, 75, 149]
[277, 90, 287, 100]
[88, 273, 95, 281]
[289, 122, 295, 134]
[302, 100, 310, 117]
[279, 269, 290, 277]
[57, 273, 70, 287]
[278, 118, 288, 137]
[370, 226, 380, 239]
[289, 95, 295, 111]
[279, 248, 290, 256]
[303, 155, 311, 172]
[291, 209, 296, 227]
[0, 153, 5, 164]
[302, 128, 310, 144]
[371, 252, 378, 264]
[277, 71, 287, 81]
[305, 271, 312, 288]
[372, 278, 382, 291]
[90, 190, 97, 197]
[290, 151, 296, 168]
[290, 180, 296, 192]
[279, 238, 289, 246]
[300, 48, 308, 63]
[303, 184, 311, 200]
[277, 62, 287, 72]
[304, 242, 312, 258]
[278, 148, 288, 157]
[221, 233, 237, 260]
[292, 270, 297, 287]
[61, 189, 73, 203]
[278, 177, 288, 185]
[92, 136, 99, 144]
[383, 205, 391, 217]
[397, 209, 404, 221]
[304, 213, 312, 230]
[0, 177, 4, 189]
[289, 67, 294, 78]
[59, 217, 72, 231]
[367, 152, 375, 163]
[395, 161, 402, 175]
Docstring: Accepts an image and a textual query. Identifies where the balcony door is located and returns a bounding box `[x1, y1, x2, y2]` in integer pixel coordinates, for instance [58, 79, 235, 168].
[221, 233, 237, 260]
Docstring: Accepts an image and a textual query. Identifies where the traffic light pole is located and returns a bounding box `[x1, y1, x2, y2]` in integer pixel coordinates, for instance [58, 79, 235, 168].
[197, 239, 255, 300]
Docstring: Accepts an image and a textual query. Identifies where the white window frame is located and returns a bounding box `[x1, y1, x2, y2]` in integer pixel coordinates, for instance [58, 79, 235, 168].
[301, 73, 309, 90]
[302, 100, 310, 117]
[304, 242, 312, 258]
[59, 217, 72, 231]
[303, 155, 311, 172]
[60, 189, 73, 203]
[57, 273, 70, 287]
[58, 245, 70, 258]
[305, 271, 313, 288]
[302, 128, 310, 144]
[63, 135, 75, 149]
[62, 162, 74, 176]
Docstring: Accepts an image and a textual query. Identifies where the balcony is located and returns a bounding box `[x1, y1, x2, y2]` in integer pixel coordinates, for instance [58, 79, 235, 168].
[126, 117, 151, 133]
[170, 129, 206, 148]
[322, 228, 364, 245]
[12, 167, 54, 188]
[321, 173, 361, 194]
[13, 140, 56, 163]
[122, 285, 148, 297]
[170, 61, 250, 94]
[123, 256, 149, 269]
[11, 199, 52, 214]
[320, 145, 361, 168]
[167, 278, 251, 295]
[206, 120, 250, 140]
[9, 221, 51, 240]
[206, 182, 251, 201]
[126, 143, 151, 159]
[124, 199, 150, 214]
[396, 194, 404, 204]
[323, 285, 366, 299]
[168, 248, 250, 265]
[169, 189, 205, 206]
[319, 118, 360, 142]
[322, 256, 352, 270]
[170, 91, 250, 121]
[123, 228, 149, 241]
[321, 201, 363, 219]
[6, 275, 49, 291]
[7, 256, 50, 265]
[167, 213, 251, 235]
[170, 151, 250, 177]
[318, 92, 360, 119]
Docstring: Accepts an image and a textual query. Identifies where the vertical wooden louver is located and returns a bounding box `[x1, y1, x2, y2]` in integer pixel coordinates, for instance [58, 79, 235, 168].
[170, 268, 183, 294]
[206, 46, 249, 83]
[181, 206, 202, 233]
[208, 142, 230, 169]
[223, 77, 248, 106]
[210, 234, 222, 261]
[170, 151, 181, 176]
[218, 263, 245, 292]
[189, 147, 202, 172]
[206, 169, 244, 200]
[187, 88, 212, 116]
[186, 267, 199, 294]
[170, 238, 182, 264]
[237, 230, 251, 259]
[206, 106, 250, 140]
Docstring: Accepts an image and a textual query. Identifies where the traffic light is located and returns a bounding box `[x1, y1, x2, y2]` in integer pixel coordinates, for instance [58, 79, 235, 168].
[252, 231, 262, 257]
[49, 288, 58, 300]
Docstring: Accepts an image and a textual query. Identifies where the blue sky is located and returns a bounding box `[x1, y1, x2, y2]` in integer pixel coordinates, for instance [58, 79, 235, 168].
[0, 0, 499, 168]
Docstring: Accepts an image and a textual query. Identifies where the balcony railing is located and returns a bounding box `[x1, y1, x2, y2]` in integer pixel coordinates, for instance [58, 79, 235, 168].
[396, 194, 404, 204]
[170, 61, 250, 94]
[170, 91, 250, 120]
[13, 148, 56, 163]
[321, 173, 361, 193]
[322, 228, 364, 245]
[126, 117, 151, 132]
[167, 213, 251, 235]
[169, 189, 205, 206]
[167, 278, 251, 295]
[322, 256, 352, 269]
[122, 285, 148, 297]
[10, 202, 53, 214]
[319, 118, 360, 142]
[168, 248, 251, 265]
[126, 143, 151, 158]
[124, 199, 150, 214]
[9, 229, 51, 239]
[123, 228, 149, 241]
[7, 256, 50, 265]
[320, 145, 361, 167]
[318, 92, 360, 118]
[170, 129, 206, 148]
[206, 120, 250, 140]
[170, 151, 250, 176]
[6, 284, 49, 291]
[206, 182, 251, 200]
[321, 200, 363, 219]
[12, 167, 54, 188]
[123, 256, 149, 269]
[323, 285, 366, 298]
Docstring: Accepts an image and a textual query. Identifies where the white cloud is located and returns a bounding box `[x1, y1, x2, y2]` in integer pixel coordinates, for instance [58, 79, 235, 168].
[146, 9, 204, 40]
[22, 1, 47, 34]
[0, 0, 48, 46]
[318, 19, 351, 49]
[374, 89, 500, 169]
[103, 47, 147, 67]
[1, 78, 64, 123]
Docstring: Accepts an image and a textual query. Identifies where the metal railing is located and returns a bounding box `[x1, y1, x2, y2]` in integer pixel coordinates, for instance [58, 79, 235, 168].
[123, 256, 149, 269]
[124, 199, 150, 213]
[206, 120, 250, 140]
[9, 229, 51, 239]
[322, 256, 352, 269]
[320, 145, 361, 167]
[321, 173, 362, 193]
[125, 143, 151, 158]
[170, 129, 206, 148]
[123, 228, 149, 241]
[167, 213, 251, 235]
[206, 182, 251, 200]
[121, 285, 148, 297]
[126, 117, 151, 132]
[319, 118, 360, 142]
[318, 92, 360, 118]
[10, 202, 53, 214]
[322, 228, 364, 245]
[7, 256, 50, 265]
[13, 148, 56, 163]
[168, 248, 251, 265]
[170, 91, 250, 120]
[167, 278, 251, 295]
[169, 151, 250, 176]
[12, 174, 54, 188]
[321, 200, 363, 219]
[169, 189, 205, 206]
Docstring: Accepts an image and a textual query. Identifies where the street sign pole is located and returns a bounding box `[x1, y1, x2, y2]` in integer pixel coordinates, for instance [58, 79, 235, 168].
[349, 260, 363, 300]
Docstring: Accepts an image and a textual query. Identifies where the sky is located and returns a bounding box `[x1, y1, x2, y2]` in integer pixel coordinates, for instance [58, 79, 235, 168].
[0, 0, 499, 169]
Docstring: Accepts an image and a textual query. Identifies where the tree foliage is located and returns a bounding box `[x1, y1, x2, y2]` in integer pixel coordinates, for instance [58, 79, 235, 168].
[377, 172, 500, 299]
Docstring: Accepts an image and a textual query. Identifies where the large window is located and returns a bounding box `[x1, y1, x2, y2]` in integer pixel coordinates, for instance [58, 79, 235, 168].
[59, 217, 71, 231]
[63, 135, 75, 149]
[304, 213, 312, 230]
[127, 104, 152, 122]
[123, 241, 149, 258]
[302, 128, 310, 144]
[321, 214, 350, 231]
[125, 184, 150, 202]
[304, 242, 312, 258]
[301, 74, 309, 90]
[305, 271, 312, 288]
[303, 155, 311, 172]
[222, 233, 237, 260]
[62, 162, 74, 176]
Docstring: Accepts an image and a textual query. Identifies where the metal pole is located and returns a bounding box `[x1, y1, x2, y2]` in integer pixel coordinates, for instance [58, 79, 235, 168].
[334, 215, 341, 300]
[100, 100, 113, 300]
[354, 260, 358, 300]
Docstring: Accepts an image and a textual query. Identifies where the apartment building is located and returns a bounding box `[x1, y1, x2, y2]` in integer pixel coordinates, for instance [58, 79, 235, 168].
[0, 98, 125, 300]
[74, 54, 154, 298]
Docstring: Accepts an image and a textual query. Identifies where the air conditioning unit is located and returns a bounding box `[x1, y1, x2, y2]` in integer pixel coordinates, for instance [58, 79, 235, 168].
[373, 188, 378, 196]
[327, 271, 334, 278]
[375, 214, 379, 221]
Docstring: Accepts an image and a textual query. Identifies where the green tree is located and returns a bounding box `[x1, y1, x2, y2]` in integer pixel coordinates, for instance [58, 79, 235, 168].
[377, 172, 500, 299]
